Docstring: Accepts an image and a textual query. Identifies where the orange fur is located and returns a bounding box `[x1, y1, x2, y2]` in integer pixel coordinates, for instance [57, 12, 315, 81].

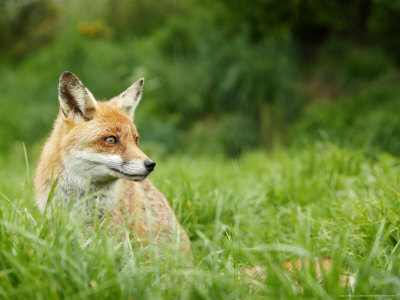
[34, 72, 191, 253]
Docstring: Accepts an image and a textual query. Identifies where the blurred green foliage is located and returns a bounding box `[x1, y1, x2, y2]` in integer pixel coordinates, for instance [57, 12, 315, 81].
[1, 0, 400, 156]
[291, 81, 400, 156]
[0, 0, 60, 54]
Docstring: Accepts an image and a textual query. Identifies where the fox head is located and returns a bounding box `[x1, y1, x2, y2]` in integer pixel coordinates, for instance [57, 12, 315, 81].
[57, 71, 155, 183]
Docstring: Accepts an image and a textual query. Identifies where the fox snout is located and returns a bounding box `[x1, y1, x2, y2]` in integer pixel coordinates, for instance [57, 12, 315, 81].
[144, 160, 156, 172]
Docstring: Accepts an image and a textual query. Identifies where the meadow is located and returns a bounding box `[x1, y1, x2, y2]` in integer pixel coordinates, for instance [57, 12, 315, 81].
[2, 0, 400, 298]
[1, 142, 400, 299]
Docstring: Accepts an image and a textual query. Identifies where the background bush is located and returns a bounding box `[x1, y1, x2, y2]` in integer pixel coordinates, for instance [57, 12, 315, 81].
[1, 0, 400, 156]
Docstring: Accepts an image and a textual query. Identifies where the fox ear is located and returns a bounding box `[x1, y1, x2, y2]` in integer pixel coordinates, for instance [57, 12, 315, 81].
[112, 78, 144, 119]
[58, 71, 97, 121]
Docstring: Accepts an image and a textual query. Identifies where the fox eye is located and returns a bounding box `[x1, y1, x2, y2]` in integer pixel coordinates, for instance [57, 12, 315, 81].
[135, 136, 139, 144]
[105, 136, 118, 144]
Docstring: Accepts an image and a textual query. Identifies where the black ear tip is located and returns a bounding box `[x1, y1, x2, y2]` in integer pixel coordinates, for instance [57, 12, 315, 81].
[59, 71, 79, 85]
[138, 78, 144, 86]
[60, 71, 73, 77]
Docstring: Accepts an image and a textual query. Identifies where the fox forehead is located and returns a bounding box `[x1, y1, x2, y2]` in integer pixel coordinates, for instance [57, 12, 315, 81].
[94, 102, 138, 137]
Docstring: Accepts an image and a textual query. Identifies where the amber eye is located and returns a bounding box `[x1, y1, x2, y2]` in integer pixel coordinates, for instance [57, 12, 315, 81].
[105, 136, 118, 144]
[135, 136, 140, 144]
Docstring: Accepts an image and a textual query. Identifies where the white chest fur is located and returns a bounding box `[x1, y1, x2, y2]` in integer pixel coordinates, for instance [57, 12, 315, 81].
[57, 166, 120, 214]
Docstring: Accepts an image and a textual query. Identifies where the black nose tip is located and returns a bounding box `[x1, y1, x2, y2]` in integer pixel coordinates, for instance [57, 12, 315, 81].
[144, 160, 156, 172]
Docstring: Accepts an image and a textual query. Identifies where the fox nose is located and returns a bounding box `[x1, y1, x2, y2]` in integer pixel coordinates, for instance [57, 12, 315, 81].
[144, 160, 156, 172]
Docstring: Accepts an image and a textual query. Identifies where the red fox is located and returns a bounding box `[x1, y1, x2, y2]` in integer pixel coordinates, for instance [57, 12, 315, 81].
[34, 71, 190, 251]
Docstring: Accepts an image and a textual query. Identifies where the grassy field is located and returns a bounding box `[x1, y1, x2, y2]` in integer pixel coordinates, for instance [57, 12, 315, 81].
[1, 142, 400, 299]
[3, 1, 400, 299]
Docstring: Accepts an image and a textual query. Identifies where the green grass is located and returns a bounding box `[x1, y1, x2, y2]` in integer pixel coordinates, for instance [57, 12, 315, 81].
[1, 142, 400, 299]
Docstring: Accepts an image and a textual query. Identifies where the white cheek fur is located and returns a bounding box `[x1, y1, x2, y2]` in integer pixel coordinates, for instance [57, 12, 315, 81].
[66, 150, 147, 178]
[73, 150, 124, 168]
